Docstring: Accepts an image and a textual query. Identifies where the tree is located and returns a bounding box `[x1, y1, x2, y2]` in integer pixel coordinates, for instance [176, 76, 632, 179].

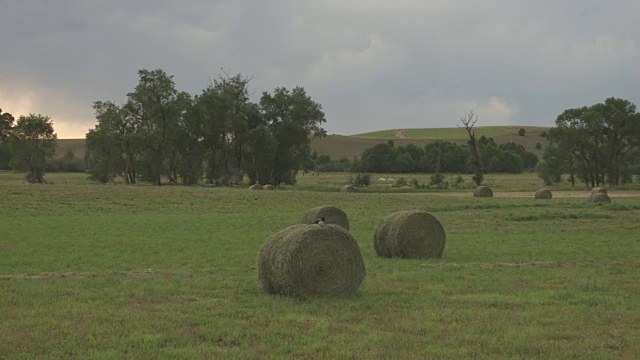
[261, 86, 326, 185]
[125, 69, 191, 185]
[459, 111, 485, 185]
[548, 98, 640, 187]
[9, 114, 57, 183]
[0, 107, 15, 169]
[518, 128, 526, 136]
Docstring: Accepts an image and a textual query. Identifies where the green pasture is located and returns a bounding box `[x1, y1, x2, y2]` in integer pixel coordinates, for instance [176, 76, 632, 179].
[1, 172, 639, 359]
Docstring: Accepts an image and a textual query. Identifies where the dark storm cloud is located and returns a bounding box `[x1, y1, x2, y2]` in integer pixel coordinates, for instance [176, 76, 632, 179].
[1, 0, 639, 137]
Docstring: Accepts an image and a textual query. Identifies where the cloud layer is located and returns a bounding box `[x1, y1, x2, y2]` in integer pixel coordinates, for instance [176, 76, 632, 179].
[2, 0, 639, 138]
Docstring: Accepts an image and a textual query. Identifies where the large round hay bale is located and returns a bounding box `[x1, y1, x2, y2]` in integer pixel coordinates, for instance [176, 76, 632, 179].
[263, 184, 275, 190]
[591, 187, 607, 195]
[534, 189, 552, 199]
[248, 184, 264, 190]
[589, 193, 611, 203]
[257, 224, 366, 298]
[302, 205, 349, 230]
[473, 186, 493, 197]
[373, 210, 446, 259]
[341, 184, 356, 192]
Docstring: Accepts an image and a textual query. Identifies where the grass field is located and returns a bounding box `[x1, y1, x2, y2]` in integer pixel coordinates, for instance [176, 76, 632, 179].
[1, 172, 639, 359]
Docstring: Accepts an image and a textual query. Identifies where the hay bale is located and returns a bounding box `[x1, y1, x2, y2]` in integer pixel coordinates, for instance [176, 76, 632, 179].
[473, 186, 493, 197]
[373, 210, 446, 259]
[301, 205, 349, 230]
[589, 193, 611, 203]
[341, 184, 356, 192]
[248, 184, 264, 190]
[591, 187, 607, 195]
[263, 184, 275, 190]
[534, 189, 552, 199]
[257, 224, 366, 298]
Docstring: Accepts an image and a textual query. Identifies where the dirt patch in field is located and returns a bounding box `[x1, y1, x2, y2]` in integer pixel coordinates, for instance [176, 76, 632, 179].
[394, 130, 409, 139]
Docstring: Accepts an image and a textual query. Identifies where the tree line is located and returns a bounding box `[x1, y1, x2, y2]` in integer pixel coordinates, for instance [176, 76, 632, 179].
[315, 137, 538, 176]
[0, 108, 57, 183]
[85, 69, 326, 186]
[537, 97, 640, 187]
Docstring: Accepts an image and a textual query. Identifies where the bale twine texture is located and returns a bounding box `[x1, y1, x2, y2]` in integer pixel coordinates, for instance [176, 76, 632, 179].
[589, 193, 611, 203]
[341, 185, 356, 192]
[591, 187, 607, 195]
[257, 224, 366, 298]
[302, 205, 349, 230]
[373, 210, 446, 259]
[534, 189, 552, 199]
[473, 186, 493, 197]
[263, 184, 275, 190]
[249, 184, 264, 190]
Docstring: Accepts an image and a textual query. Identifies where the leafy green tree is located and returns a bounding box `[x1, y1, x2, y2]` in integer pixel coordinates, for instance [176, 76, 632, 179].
[125, 69, 190, 185]
[360, 142, 396, 173]
[261, 86, 326, 185]
[548, 98, 640, 187]
[0, 107, 15, 169]
[242, 125, 278, 185]
[9, 114, 57, 183]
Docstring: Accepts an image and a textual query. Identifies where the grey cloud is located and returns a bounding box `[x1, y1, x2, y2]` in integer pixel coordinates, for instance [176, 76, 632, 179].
[1, 0, 639, 137]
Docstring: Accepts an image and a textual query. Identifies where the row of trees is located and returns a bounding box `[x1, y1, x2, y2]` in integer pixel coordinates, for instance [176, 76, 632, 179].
[0, 108, 57, 183]
[350, 137, 538, 175]
[85, 69, 326, 186]
[538, 97, 640, 187]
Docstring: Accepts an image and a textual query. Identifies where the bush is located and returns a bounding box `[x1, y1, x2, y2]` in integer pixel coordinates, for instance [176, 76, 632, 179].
[430, 172, 444, 186]
[351, 173, 371, 187]
[392, 177, 408, 187]
[518, 128, 526, 136]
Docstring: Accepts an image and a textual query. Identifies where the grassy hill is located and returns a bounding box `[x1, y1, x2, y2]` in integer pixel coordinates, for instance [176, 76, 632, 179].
[56, 126, 551, 161]
[312, 126, 550, 159]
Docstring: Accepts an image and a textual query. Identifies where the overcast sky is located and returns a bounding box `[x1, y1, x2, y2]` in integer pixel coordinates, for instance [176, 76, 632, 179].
[2, 0, 639, 138]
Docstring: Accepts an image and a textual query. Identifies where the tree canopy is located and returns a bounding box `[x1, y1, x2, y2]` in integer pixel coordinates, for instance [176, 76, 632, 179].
[540, 97, 640, 187]
[9, 114, 57, 183]
[85, 69, 326, 186]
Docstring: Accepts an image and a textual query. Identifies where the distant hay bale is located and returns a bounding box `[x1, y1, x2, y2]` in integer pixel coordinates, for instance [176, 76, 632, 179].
[473, 186, 493, 197]
[257, 224, 366, 298]
[341, 185, 356, 192]
[263, 184, 275, 190]
[248, 184, 264, 190]
[589, 193, 611, 203]
[591, 187, 607, 195]
[373, 210, 446, 259]
[302, 205, 349, 230]
[534, 189, 552, 199]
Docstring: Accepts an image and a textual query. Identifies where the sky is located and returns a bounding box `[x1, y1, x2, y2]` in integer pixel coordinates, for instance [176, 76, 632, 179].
[1, 0, 639, 138]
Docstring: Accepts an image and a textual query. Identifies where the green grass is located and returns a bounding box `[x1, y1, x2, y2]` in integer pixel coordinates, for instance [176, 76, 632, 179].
[1, 172, 639, 359]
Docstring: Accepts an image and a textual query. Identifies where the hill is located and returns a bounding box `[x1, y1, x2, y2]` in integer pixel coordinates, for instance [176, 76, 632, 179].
[311, 126, 550, 159]
[56, 126, 551, 162]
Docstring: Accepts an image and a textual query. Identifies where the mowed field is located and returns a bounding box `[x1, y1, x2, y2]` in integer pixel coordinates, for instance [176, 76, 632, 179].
[1, 171, 639, 359]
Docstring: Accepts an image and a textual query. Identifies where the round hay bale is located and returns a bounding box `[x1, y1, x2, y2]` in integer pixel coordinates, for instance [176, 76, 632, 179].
[534, 189, 552, 199]
[263, 184, 275, 190]
[257, 224, 366, 298]
[589, 193, 611, 203]
[473, 186, 493, 197]
[373, 210, 446, 259]
[341, 184, 356, 192]
[591, 187, 607, 195]
[301, 205, 349, 230]
[248, 184, 264, 190]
